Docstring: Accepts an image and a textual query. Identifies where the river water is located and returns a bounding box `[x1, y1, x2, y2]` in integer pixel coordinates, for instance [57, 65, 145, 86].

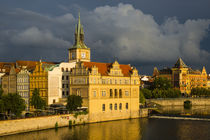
[1, 118, 210, 140]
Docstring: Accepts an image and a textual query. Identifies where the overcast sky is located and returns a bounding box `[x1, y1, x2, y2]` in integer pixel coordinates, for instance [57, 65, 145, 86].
[0, 0, 210, 75]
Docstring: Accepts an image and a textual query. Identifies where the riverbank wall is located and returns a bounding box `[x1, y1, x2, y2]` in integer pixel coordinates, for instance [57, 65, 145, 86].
[146, 98, 210, 106]
[0, 114, 88, 136]
[0, 108, 148, 136]
[150, 115, 210, 121]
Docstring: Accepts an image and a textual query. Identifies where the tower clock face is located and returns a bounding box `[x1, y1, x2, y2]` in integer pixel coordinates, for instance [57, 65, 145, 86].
[81, 52, 86, 58]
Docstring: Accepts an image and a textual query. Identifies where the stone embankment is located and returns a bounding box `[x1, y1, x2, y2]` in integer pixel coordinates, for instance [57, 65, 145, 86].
[0, 114, 88, 136]
[150, 115, 210, 121]
[0, 108, 148, 136]
[146, 98, 210, 106]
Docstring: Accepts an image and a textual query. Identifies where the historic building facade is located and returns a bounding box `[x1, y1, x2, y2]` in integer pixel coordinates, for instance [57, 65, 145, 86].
[2, 65, 17, 94]
[29, 61, 55, 106]
[17, 67, 30, 111]
[48, 62, 76, 105]
[68, 14, 140, 122]
[153, 58, 208, 94]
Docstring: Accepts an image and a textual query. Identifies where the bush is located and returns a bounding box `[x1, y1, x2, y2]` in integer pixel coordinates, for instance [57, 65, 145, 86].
[184, 100, 192, 109]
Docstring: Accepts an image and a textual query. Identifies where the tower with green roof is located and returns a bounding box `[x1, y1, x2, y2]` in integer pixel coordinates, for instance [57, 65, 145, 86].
[68, 13, 91, 62]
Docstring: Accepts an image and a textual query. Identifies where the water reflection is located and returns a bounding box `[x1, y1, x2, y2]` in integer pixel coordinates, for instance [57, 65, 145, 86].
[1, 118, 210, 140]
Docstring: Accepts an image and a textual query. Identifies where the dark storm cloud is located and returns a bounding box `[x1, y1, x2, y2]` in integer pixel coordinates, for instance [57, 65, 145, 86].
[0, 3, 210, 74]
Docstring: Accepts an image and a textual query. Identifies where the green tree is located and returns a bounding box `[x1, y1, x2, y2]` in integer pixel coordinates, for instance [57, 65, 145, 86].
[30, 88, 46, 110]
[0, 85, 4, 113]
[141, 88, 152, 99]
[66, 95, 83, 112]
[3, 93, 25, 117]
[0, 84, 3, 98]
[139, 89, 146, 104]
[151, 77, 172, 90]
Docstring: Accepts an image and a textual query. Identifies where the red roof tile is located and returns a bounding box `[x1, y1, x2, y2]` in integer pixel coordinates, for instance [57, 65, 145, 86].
[83, 62, 132, 77]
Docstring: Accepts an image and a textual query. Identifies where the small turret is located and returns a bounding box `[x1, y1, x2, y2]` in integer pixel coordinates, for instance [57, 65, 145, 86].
[202, 66, 207, 75]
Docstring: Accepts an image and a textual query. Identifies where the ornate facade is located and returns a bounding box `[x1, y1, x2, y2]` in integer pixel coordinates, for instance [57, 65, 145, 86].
[29, 61, 55, 106]
[17, 67, 30, 111]
[68, 14, 140, 122]
[2, 65, 17, 94]
[153, 58, 208, 94]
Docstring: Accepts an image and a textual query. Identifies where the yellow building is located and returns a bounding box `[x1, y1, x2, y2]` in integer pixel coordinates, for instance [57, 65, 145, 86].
[153, 58, 208, 94]
[29, 61, 55, 106]
[68, 14, 140, 122]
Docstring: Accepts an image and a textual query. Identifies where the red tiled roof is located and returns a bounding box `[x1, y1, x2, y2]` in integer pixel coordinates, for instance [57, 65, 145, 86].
[0, 60, 57, 73]
[83, 62, 132, 77]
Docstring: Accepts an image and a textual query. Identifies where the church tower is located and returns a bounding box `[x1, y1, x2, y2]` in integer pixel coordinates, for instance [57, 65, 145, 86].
[68, 13, 91, 62]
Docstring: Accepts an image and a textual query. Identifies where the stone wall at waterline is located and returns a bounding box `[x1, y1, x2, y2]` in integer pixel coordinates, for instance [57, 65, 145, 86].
[0, 114, 88, 136]
[147, 98, 210, 106]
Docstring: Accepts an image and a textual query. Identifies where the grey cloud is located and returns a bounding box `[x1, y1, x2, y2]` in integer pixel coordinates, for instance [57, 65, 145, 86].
[85, 4, 210, 64]
[11, 27, 71, 49]
[0, 3, 210, 73]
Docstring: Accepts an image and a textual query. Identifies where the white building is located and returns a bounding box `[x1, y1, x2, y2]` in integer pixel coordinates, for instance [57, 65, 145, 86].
[48, 62, 76, 105]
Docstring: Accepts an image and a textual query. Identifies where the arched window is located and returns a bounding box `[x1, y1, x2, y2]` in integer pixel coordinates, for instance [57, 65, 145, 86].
[109, 104, 112, 110]
[115, 103, 117, 110]
[115, 89, 117, 98]
[119, 103, 122, 110]
[102, 104, 105, 111]
[110, 89, 113, 97]
[126, 103, 128, 109]
[119, 89, 122, 98]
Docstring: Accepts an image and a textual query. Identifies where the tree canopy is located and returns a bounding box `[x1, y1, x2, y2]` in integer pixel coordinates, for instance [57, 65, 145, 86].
[151, 77, 172, 90]
[2, 93, 25, 117]
[140, 77, 181, 99]
[191, 88, 210, 97]
[30, 88, 46, 110]
[66, 95, 83, 112]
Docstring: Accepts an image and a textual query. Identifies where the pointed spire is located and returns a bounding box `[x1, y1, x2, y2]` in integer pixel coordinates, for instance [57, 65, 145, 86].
[202, 66, 207, 74]
[76, 12, 81, 47]
[173, 58, 188, 68]
[72, 12, 87, 49]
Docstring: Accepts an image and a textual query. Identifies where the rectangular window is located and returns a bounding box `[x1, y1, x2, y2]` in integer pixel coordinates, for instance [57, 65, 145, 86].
[125, 91, 129, 96]
[102, 91, 106, 96]
[66, 84, 69, 88]
[66, 91, 69, 96]
[110, 104, 112, 110]
[93, 91, 97, 97]
[126, 103, 128, 109]
[115, 103, 117, 110]
[66, 76, 69, 80]
[102, 79, 105, 84]
[102, 104, 105, 111]
[62, 91, 65, 96]
[62, 84, 65, 88]
[62, 76, 64, 80]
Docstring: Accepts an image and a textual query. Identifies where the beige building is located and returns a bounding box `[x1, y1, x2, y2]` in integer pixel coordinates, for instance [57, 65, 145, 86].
[68, 14, 140, 122]
[17, 67, 30, 111]
[153, 58, 208, 94]
[2, 65, 17, 94]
